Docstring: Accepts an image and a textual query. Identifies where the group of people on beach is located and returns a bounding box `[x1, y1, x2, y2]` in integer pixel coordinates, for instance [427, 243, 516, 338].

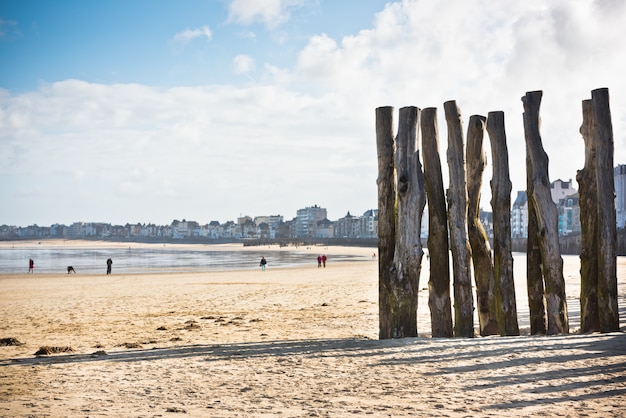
[26, 258, 114, 274]
[258, 254, 329, 271]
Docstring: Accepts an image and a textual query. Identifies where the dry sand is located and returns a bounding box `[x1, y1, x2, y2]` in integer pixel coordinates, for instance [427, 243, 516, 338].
[0, 241, 625, 417]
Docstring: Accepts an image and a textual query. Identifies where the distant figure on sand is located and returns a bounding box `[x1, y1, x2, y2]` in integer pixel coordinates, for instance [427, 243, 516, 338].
[67, 266, 76, 274]
[28, 259, 34, 273]
[317, 255, 322, 268]
[322, 254, 327, 268]
[106, 258, 113, 275]
[259, 257, 267, 271]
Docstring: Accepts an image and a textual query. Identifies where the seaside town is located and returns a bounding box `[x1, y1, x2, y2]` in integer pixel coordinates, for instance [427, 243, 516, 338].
[4, 166, 626, 242]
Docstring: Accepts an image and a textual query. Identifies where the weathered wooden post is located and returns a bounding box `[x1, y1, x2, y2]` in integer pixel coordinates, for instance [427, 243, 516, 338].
[522, 91, 568, 335]
[466, 114, 499, 336]
[421, 107, 453, 337]
[390, 106, 426, 337]
[376, 106, 426, 339]
[577, 99, 600, 332]
[376, 106, 397, 339]
[486, 111, 519, 336]
[444, 100, 474, 338]
[526, 151, 547, 335]
[591, 88, 619, 332]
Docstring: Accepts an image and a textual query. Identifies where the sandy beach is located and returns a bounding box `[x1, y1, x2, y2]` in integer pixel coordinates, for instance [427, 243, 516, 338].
[1, 241, 625, 417]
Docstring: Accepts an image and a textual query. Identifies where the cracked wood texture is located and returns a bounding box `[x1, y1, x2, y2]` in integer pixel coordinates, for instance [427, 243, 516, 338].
[391, 106, 426, 337]
[466, 114, 499, 336]
[444, 100, 474, 338]
[421, 107, 453, 337]
[522, 90, 568, 335]
[577, 98, 600, 333]
[486, 111, 519, 336]
[376, 106, 397, 339]
[591, 88, 619, 332]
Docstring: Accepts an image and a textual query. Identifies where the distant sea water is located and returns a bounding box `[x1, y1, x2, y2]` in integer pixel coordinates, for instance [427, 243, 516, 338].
[0, 244, 364, 274]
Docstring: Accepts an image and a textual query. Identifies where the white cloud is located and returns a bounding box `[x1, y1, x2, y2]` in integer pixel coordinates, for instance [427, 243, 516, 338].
[0, 79, 375, 225]
[294, 0, 626, 205]
[227, 0, 305, 29]
[233, 54, 256, 74]
[172, 26, 213, 44]
[0, 17, 20, 40]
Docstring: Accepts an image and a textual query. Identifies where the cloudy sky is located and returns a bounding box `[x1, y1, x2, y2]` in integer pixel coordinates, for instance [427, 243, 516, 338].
[1, 0, 625, 227]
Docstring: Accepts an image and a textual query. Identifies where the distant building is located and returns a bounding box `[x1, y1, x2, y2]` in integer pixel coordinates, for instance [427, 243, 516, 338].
[557, 193, 580, 235]
[334, 211, 359, 238]
[616, 164, 626, 229]
[479, 209, 493, 239]
[550, 179, 577, 205]
[316, 218, 334, 238]
[295, 205, 327, 238]
[207, 221, 221, 239]
[511, 191, 528, 238]
[254, 215, 283, 227]
[359, 209, 379, 239]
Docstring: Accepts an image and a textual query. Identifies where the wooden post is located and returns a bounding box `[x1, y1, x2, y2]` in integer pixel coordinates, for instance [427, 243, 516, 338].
[466, 114, 499, 336]
[591, 88, 619, 332]
[444, 100, 474, 338]
[389, 106, 426, 337]
[526, 152, 547, 335]
[421, 107, 453, 337]
[486, 111, 519, 336]
[376, 106, 397, 339]
[576, 99, 600, 332]
[522, 91, 568, 335]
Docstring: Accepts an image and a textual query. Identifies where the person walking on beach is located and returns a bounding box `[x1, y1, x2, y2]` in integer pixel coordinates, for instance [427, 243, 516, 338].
[106, 258, 113, 275]
[317, 255, 322, 268]
[28, 259, 34, 273]
[322, 254, 327, 268]
[259, 256, 267, 271]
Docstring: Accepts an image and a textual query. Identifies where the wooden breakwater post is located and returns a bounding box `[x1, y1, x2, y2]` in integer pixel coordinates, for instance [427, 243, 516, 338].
[578, 88, 620, 333]
[421, 107, 453, 337]
[522, 90, 568, 335]
[577, 98, 600, 332]
[444, 100, 474, 337]
[466, 114, 499, 336]
[486, 111, 520, 336]
[376, 106, 427, 339]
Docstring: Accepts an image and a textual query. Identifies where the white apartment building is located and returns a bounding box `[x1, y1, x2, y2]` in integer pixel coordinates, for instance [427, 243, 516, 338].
[616, 165, 626, 229]
[295, 205, 327, 238]
[511, 191, 528, 238]
[550, 179, 577, 204]
[359, 209, 378, 238]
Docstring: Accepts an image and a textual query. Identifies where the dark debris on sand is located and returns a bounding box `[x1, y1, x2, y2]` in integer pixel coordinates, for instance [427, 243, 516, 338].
[34, 346, 74, 355]
[0, 337, 24, 346]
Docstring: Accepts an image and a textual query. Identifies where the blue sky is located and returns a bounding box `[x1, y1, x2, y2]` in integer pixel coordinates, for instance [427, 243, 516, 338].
[1, 0, 626, 226]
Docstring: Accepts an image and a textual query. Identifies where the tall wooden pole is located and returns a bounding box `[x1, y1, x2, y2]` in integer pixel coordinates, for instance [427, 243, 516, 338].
[486, 111, 519, 336]
[577, 99, 600, 332]
[522, 91, 568, 335]
[376, 106, 397, 339]
[526, 151, 547, 335]
[389, 106, 426, 337]
[466, 114, 498, 336]
[421, 107, 453, 337]
[591, 88, 619, 332]
[444, 100, 474, 338]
